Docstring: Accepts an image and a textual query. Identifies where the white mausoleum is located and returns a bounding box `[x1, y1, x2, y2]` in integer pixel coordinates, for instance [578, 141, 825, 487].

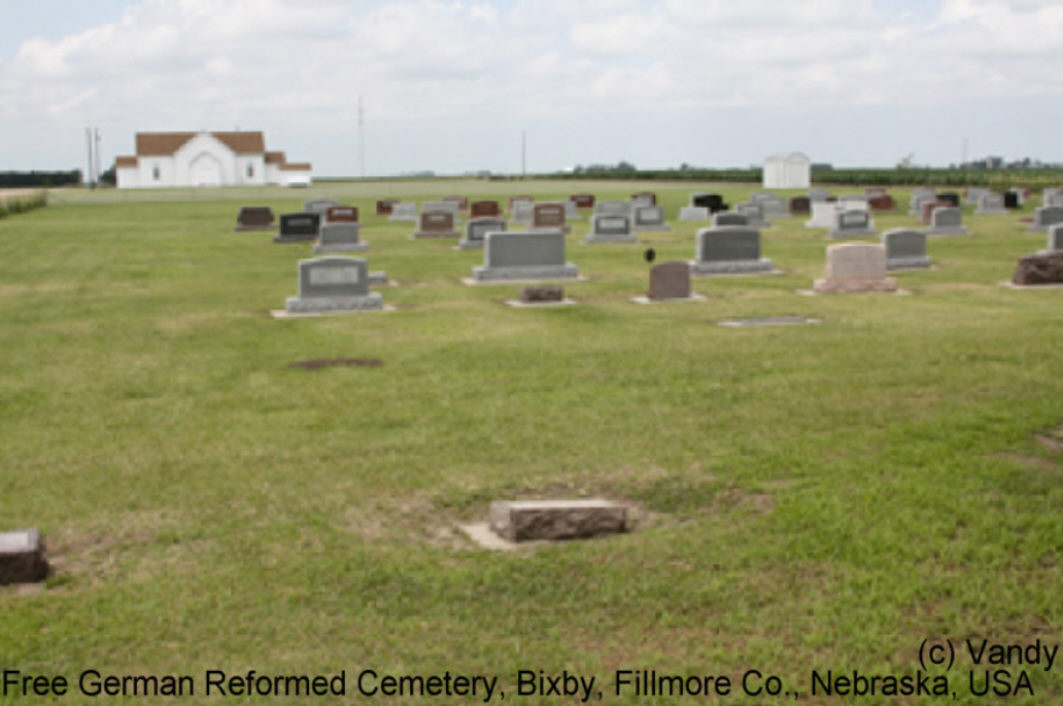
[115, 131, 312, 188]
[762, 152, 811, 189]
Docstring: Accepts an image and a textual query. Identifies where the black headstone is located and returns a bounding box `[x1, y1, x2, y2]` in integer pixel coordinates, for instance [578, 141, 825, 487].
[693, 194, 728, 213]
[935, 192, 960, 207]
[275, 213, 321, 243]
[1004, 191, 1020, 209]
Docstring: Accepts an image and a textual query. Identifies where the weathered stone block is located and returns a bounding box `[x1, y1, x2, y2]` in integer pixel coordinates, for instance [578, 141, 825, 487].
[1012, 252, 1063, 285]
[489, 500, 627, 542]
[0, 529, 49, 584]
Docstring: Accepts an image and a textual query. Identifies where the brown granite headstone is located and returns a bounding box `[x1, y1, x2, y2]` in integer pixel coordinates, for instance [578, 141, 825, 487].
[531, 203, 568, 233]
[234, 206, 275, 231]
[413, 211, 458, 238]
[648, 261, 691, 300]
[789, 196, 811, 214]
[1012, 252, 1063, 285]
[570, 194, 595, 208]
[921, 200, 950, 224]
[325, 206, 359, 223]
[376, 200, 396, 216]
[470, 200, 500, 217]
[520, 285, 564, 303]
[868, 195, 896, 211]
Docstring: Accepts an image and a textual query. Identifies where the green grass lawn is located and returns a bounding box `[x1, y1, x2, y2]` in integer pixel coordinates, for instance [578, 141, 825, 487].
[1, 180, 1061, 704]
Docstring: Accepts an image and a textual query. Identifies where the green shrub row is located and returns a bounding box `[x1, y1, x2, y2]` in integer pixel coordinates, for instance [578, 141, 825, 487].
[0, 193, 48, 218]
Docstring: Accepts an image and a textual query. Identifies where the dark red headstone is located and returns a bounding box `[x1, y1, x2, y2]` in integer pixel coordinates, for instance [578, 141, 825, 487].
[570, 194, 595, 208]
[325, 206, 359, 222]
[376, 200, 396, 215]
[470, 200, 500, 217]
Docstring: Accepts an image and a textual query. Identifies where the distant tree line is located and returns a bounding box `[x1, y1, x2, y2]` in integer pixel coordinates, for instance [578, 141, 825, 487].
[0, 170, 82, 187]
[548, 162, 1063, 188]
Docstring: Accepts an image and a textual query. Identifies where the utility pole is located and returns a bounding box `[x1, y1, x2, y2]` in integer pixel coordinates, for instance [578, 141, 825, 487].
[358, 95, 365, 178]
[94, 128, 101, 185]
[85, 128, 94, 188]
[521, 131, 526, 179]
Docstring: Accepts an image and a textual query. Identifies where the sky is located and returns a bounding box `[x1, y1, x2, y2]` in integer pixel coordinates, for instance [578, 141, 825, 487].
[2, 0, 1063, 177]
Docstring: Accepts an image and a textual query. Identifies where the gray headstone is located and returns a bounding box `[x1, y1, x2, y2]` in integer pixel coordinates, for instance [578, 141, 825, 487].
[423, 200, 461, 223]
[461, 217, 507, 249]
[735, 202, 770, 228]
[882, 228, 931, 269]
[313, 223, 367, 252]
[473, 230, 579, 281]
[712, 212, 749, 227]
[1032, 206, 1063, 232]
[827, 209, 875, 238]
[691, 226, 773, 275]
[594, 200, 633, 217]
[285, 256, 383, 312]
[632, 205, 670, 231]
[387, 202, 418, 222]
[975, 193, 1007, 215]
[1047, 224, 1063, 252]
[926, 206, 968, 235]
[808, 188, 831, 202]
[303, 198, 341, 215]
[678, 206, 709, 221]
[585, 214, 637, 243]
[511, 200, 535, 223]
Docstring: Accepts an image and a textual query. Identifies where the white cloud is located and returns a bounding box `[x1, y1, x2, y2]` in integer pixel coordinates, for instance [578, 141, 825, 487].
[3, 0, 1063, 172]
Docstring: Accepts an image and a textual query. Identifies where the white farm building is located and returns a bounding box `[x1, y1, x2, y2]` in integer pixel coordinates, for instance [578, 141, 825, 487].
[762, 152, 811, 189]
[115, 131, 312, 188]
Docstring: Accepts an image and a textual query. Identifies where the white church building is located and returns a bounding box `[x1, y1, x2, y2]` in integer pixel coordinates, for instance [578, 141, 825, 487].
[762, 152, 811, 189]
[115, 131, 312, 188]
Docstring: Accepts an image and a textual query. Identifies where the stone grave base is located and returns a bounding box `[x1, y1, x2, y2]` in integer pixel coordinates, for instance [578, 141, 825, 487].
[489, 500, 627, 542]
[975, 208, 1008, 215]
[468, 264, 581, 282]
[810, 277, 899, 294]
[505, 298, 577, 308]
[387, 216, 417, 223]
[233, 225, 276, 232]
[690, 260, 778, 276]
[717, 316, 821, 328]
[368, 271, 388, 286]
[273, 234, 316, 244]
[281, 293, 385, 315]
[313, 242, 368, 253]
[631, 293, 707, 304]
[455, 240, 484, 250]
[999, 281, 1063, 290]
[826, 227, 876, 238]
[678, 207, 709, 221]
[926, 227, 969, 236]
[633, 225, 672, 232]
[413, 230, 459, 239]
[583, 233, 638, 244]
[886, 256, 932, 270]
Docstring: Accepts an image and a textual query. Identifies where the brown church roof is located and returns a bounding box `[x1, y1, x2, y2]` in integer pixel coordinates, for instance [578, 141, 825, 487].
[134, 130, 266, 156]
[115, 156, 138, 167]
[279, 162, 312, 171]
[136, 132, 196, 156]
[265, 151, 286, 164]
[211, 131, 265, 154]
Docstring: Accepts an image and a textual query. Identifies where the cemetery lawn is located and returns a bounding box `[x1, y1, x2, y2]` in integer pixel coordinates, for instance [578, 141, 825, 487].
[1, 180, 1061, 705]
